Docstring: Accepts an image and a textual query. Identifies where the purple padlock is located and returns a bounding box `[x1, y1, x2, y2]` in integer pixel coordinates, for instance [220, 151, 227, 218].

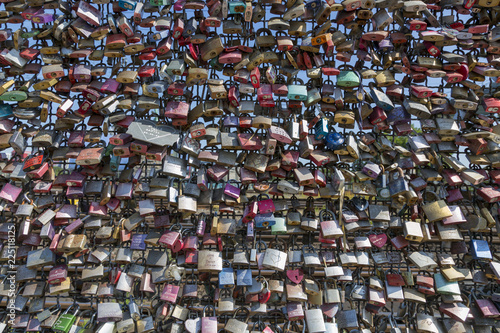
[130, 234, 147, 251]
[362, 162, 382, 179]
[223, 116, 240, 128]
[65, 215, 90, 234]
[32, 13, 54, 24]
[224, 179, 240, 199]
[377, 38, 393, 52]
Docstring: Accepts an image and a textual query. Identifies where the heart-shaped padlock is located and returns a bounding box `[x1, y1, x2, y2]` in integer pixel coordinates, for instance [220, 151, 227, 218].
[369, 233, 388, 249]
[286, 268, 304, 284]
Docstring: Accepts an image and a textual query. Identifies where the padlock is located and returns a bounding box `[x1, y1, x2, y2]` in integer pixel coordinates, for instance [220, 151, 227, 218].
[225, 307, 250, 333]
[53, 304, 80, 333]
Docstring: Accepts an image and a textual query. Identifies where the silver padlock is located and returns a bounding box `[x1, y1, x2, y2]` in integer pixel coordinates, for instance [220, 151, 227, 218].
[304, 305, 326, 333]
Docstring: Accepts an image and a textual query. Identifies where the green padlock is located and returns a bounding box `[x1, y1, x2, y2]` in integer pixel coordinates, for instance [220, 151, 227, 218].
[434, 273, 461, 295]
[0, 90, 27, 102]
[271, 214, 287, 235]
[336, 64, 360, 88]
[53, 303, 80, 333]
[209, 57, 224, 71]
[150, 0, 169, 5]
[287, 78, 307, 101]
[110, 154, 121, 172]
[21, 29, 41, 38]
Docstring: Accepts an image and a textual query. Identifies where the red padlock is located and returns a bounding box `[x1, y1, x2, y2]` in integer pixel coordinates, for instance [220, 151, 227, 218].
[250, 67, 260, 88]
[158, 229, 182, 250]
[48, 260, 68, 285]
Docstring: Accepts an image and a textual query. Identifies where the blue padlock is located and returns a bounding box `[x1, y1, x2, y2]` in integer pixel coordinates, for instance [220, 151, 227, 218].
[0, 104, 13, 119]
[118, 0, 137, 10]
[325, 131, 344, 151]
[305, 0, 321, 9]
[254, 213, 276, 228]
[219, 266, 235, 288]
[314, 117, 329, 140]
[236, 269, 253, 286]
[470, 238, 492, 260]
[228, 1, 245, 14]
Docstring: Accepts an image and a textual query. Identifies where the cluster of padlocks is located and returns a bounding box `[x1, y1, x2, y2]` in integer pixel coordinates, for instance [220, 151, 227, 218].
[2, 0, 500, 332]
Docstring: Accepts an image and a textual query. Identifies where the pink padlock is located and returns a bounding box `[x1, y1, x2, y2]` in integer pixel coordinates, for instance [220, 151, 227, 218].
[183, 234, 199, 251]
[196, 213, 206, 236]
[201, 305, 217, 333]
[287, 302, 304, 321]
[314, 169, 327, 187]
[258, 97, 276, 108]
[257, 194, 275, 214]
[49, 229, 63, 253]
[476, 297, 500, 318]
[157, 36, 173, 55]
[483, 97, 500, 113]
[23, 233, 41, 246]
[197, 168, 209, 191]
[257, 84, 273, 100]
[74, 64, 92, 82]
[368, 106, 387, 125]
[154, 208, 171, 229]
[161, 283, 180, 303]
[228, 86, 240, 107]
[77, 0, 101, 26]
[207, 164, 229, 182]
[156, 303, 171, 321]
[184, 250, 198, 265]
[89, 202, 107, 216]
[172, 238, 184, 253]
[100, 78, 121, 94]
[164, 101, 189, 119]
[106, 198, 121, 211]
[240, 168, 257, 185]
[219, 50, 242, 64]
[269, 125, 292, 144]
[77, 99, 93, 116]
[0, 182, 22, 203]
